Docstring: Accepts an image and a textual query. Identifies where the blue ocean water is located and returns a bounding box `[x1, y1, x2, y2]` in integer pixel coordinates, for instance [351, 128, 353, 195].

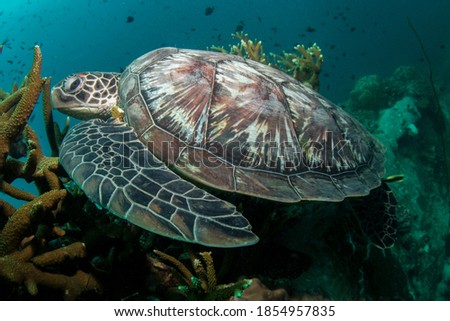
[1, 0, 450, 300]
[1, 0, 449, 99]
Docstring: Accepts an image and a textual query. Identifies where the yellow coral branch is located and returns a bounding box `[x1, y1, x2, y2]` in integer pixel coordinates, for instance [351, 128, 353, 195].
[0, 189, 67, 256]
[4, 46, 44, 137]
[23, 125, 61, 190]
[32, 241, 87, 267]
[0, 87, 25, 114]
[0, 247, 101, 299]
[153, 249, 194, 285]
[0, 199, 16, 217]
[0, 180, 36, 201]
[0, 46, 45, 171]
[199, 251, 217, 291]
[229, 32, 267, 63]
[0, 88, 8, 100]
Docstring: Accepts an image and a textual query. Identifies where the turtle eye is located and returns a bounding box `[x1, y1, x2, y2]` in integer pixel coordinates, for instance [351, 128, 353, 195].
[63, 76, 84, 94]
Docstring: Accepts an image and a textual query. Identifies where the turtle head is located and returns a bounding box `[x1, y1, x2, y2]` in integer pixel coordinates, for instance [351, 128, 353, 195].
[51, 72, 121, 120]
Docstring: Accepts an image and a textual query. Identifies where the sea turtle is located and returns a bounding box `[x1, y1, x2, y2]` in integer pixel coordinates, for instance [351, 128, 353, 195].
[51, 47, 396, 248]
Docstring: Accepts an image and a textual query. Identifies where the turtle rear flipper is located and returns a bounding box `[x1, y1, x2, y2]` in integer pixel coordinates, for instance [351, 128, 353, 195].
[354, 182, 398, 249]
[60, 119, 258, 247]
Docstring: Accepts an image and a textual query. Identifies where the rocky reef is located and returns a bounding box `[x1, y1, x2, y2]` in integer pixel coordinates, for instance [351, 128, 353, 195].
[342, 66, 450, 300]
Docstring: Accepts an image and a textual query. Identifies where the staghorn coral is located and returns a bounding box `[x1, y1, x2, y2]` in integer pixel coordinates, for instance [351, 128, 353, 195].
[0, 47, 44, 171]
[0, 189, 67, 255]
[0, 190, 101, 299]
[210, 32, 324, 90]
[0, 46, 101, 299]
[0, 47, 64, 198]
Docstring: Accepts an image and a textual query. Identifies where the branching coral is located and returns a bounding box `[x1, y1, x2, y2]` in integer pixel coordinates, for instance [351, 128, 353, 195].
[229, 32, 267, 64]
[0, 46, 44, 171]
[0, 46, 101, 299]
[0, 47, 64, 198]
[0, 190, 100, 299]
[153, 248, 251, 300]
[210, 32, 324, 90]
[272, 43, 324, 91]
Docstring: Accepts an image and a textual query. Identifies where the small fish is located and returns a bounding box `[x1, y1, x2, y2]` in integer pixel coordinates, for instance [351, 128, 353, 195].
[306, 26, 316, 32]
[236, 22, 244, 32]
[384, 175, 404, 183]
[126, 16, 134, 23]
[204, 6, 214, 16]
[0, 39, 9, 54]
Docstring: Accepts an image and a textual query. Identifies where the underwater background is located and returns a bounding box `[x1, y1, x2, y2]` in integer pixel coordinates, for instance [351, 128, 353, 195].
[0, 0, 449, 300]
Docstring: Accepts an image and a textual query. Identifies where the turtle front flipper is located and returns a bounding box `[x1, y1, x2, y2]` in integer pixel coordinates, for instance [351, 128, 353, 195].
[59, 119, 258, 247]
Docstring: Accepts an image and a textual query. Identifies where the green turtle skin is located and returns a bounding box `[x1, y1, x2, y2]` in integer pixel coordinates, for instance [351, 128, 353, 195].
[53, 47, 396, 248]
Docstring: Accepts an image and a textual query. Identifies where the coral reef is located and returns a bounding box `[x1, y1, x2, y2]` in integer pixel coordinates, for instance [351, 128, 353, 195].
[340, 66, 450, 300]
[344, 66, 432, 115]
[376, 96, 421, 152]
[347, 75, 388, 111]
[0, 47, 44, 171]
[210, 32, 323, 90]
[1, 38, 447, 301]
[0, 191, 100, 300]
[0, 47, 101, 299]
